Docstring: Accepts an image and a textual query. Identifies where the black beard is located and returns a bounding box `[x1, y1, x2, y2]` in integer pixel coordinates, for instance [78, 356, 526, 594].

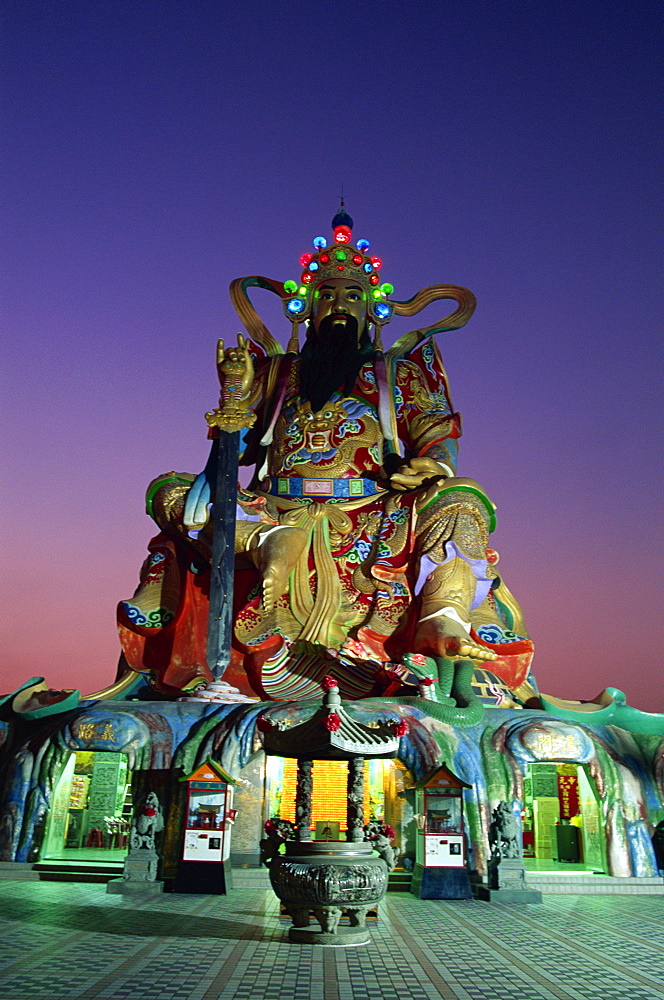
[299, 316, 373, 413]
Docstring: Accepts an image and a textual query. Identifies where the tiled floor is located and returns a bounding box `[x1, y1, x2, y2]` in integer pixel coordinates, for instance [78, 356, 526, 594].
[0, 880, 662, 1000]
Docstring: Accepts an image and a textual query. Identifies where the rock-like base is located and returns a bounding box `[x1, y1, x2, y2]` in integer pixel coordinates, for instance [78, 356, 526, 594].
[475, 858, 542, 902]
[289, 926, 370, 947]
[107, 848, 164, 894]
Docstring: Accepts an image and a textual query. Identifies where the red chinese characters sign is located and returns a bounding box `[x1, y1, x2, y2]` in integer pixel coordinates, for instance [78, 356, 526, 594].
[557, 774, 580, 818]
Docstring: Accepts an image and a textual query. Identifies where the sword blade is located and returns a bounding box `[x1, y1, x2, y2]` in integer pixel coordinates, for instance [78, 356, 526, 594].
[206, 431, 240, 678]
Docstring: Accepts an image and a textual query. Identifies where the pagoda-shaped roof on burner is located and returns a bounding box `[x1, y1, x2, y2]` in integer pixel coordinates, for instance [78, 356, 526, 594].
[258, 679, 404, 761]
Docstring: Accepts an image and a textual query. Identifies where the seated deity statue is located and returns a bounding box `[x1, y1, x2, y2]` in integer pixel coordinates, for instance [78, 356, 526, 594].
[117, 211, 534, 701]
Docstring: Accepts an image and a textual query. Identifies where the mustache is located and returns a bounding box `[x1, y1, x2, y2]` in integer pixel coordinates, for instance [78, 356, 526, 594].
[315, 314, 359, 340]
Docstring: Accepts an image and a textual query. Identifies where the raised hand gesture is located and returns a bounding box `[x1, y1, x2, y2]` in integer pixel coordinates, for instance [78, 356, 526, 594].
[206, 333, 258, 433]
[216, 333, 254, 399]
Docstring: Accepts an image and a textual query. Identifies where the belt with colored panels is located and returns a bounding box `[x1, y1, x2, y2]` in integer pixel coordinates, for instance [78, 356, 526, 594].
[261, 476, 385, 499]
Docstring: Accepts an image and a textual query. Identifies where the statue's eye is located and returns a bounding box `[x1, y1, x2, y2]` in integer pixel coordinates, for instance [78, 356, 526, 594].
[324, 411, 333, 419]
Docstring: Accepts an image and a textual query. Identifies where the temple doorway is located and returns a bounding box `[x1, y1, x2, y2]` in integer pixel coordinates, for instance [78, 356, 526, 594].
[40, 750, 132, 862]
[522, 761, 606, 872]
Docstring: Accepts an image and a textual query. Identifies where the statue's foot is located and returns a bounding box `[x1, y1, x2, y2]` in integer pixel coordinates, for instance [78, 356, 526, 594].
[250, 525, 309, 612]
[415, 558, 495, 662]
[415, 612, 497, 662]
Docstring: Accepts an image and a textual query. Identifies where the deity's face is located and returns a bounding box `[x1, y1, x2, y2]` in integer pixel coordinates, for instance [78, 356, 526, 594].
[311, 278, 368, 338]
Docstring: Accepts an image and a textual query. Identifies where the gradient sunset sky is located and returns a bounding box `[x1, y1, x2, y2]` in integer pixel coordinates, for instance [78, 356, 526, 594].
[2, 1, 662, 711]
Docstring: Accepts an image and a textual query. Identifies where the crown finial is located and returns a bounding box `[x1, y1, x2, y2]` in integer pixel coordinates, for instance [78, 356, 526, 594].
[332, 188, 353, 231]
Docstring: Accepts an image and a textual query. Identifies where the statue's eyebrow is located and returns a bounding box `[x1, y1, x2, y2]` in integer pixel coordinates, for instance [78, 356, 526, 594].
[317, 283, 364, 292]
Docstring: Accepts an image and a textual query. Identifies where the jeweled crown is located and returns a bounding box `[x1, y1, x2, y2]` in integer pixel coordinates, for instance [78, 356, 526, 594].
[282, 210, 394, 327]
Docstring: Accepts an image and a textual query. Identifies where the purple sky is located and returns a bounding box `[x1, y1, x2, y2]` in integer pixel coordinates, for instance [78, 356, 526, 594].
[2, 1, 662, 711]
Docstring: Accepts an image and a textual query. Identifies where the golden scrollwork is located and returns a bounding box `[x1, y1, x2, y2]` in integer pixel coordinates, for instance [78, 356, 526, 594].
[205, 404, 257, 433]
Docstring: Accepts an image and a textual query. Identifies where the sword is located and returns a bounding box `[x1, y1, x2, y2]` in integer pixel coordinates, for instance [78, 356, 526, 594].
[186, 335, 256, 679]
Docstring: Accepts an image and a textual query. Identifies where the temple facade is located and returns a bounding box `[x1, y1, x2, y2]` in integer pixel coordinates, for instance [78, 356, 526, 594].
[1, 687, 662, 887]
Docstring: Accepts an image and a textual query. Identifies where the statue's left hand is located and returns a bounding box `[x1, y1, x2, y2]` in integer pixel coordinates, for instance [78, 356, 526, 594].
[389, 456, 447, 492]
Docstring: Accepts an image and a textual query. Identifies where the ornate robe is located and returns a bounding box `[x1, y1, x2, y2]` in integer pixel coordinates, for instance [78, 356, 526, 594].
[119, 340, 533, 700]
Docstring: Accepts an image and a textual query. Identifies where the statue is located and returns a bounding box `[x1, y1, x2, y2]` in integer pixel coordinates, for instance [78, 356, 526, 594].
[482, 799, 542, 901]
[259, 818, 296, 867]
[117, 209, 534, 701]
[363, 821, 397, 872]
[488, 801, 521, 860]
[106, 791, 165, 892]
[129, 791, 164, 851]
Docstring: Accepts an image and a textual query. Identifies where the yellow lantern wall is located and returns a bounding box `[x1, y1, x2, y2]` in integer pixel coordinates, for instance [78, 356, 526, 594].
[269, 759, 386, 831]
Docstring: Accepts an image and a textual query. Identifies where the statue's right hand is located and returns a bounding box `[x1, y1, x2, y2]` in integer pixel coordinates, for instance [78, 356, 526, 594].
[216, 334, 254, 397]
[206, 334, 259, 432]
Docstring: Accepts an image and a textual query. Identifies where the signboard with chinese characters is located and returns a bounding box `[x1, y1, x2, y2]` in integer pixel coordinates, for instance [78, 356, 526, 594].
[557, 765, 580, 819]
[577, 765, 604, 870]
[531, 764, 558, 798]
[86, 752, 128, 838]
[533, 797, 560, 858]
[41, 754, 76, 858]
[519, 723, 593, 762]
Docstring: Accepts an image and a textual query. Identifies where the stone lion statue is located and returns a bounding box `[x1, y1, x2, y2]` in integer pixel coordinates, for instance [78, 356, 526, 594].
[130, 791, 164, 851]
[260, 818, 296, 866]
[488, 801, 520, 860]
